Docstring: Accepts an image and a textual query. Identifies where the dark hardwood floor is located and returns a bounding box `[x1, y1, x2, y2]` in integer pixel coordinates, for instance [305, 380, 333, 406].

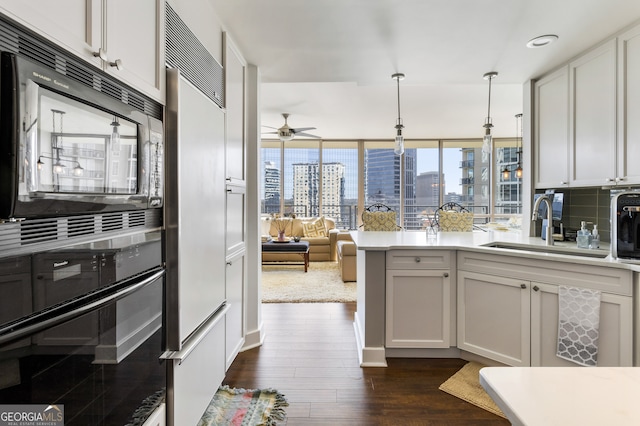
[223, 302, 510, 425]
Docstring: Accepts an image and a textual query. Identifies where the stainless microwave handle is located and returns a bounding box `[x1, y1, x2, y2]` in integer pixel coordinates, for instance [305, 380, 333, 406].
[0, 269, 164, 346]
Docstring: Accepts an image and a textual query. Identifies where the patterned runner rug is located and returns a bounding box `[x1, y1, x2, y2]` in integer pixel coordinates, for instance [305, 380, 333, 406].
[197, 385, 288, 426]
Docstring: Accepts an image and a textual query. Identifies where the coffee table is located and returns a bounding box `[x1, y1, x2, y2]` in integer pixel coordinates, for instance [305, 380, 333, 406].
[261, 240, 310, 272]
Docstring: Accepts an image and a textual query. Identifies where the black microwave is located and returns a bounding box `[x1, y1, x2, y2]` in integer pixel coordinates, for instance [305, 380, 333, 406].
[0, 52, 164, 220]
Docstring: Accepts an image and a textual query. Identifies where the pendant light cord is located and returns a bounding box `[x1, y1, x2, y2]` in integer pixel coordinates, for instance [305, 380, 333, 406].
[396, 76, 401, 122]
[486, 76, 492, 120]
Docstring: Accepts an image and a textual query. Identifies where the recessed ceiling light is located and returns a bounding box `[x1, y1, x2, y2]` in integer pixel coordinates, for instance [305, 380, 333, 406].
[526, 34, 559, 48]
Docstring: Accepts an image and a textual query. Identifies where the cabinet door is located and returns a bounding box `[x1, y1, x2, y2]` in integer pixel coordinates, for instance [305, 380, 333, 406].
[531, 282, 632, 367]
[224, 33, 246, 182]
[534, 66, 570, 189]
[104, 0, 164, 101]
[457, 271, 530, 366]
[225, 254, 244, 369]
[569, 39, 617, 187]
[0, 0, 101, 67]
[617, 24, 640, 185]
[386, 269, 450, 348]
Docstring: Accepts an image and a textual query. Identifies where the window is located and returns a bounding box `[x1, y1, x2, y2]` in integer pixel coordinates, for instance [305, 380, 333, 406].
[261, 138, 522, 230]
[321, 141, 357, 229]
[260, 141, 281, 214]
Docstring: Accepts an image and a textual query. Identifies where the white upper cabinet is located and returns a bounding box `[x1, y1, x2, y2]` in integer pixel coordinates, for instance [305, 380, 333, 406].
[569, 39, 617, 187]
[534, 66, 570, 189]
[0, 0, 164, 102]
[617, 24, 640, 186]
[0, 0, 101, 64]
[103, 0, 164, 102]
[534, 22, 640, 189]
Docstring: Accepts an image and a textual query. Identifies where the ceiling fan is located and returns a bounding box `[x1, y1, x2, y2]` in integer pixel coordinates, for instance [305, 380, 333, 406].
[262, 113, 320, 141]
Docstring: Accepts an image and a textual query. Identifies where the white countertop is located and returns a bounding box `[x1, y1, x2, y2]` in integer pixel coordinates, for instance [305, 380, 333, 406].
[348, 230, 640, 271]
[479, 366, 640, 426]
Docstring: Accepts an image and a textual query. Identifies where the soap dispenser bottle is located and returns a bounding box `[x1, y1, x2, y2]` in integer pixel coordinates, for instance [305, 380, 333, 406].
[577, 221, 592, 249]
[591, 224, 600, 249]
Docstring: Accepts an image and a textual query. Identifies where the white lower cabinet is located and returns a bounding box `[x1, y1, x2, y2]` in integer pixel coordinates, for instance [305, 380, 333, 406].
[457, 251, 633, 367]
[386, 269, 451, 348]
[530, 282, 633, 367]
[457, 271, 530, 366]
[385, 250, 453, 349]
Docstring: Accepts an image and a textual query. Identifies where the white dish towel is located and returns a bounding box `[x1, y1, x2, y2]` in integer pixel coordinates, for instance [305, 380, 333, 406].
[556, 285, 601, 367]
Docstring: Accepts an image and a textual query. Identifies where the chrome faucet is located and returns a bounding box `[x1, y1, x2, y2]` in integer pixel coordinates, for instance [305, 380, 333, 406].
[532, 195, 554, 246]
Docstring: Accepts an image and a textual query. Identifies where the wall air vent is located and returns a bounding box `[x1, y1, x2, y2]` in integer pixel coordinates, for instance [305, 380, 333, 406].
[19, 218, 59, 245]
[165, 2, 224, 108]
[0, 210, 162, 257]
[0, 14, 162, 120]
[68, 216, 96, 238]
[128, 211, 147, 228]
[101, 213, 125, 232]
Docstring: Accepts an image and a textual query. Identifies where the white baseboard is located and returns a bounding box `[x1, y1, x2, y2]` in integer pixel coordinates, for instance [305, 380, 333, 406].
[353, 315, 387, 367]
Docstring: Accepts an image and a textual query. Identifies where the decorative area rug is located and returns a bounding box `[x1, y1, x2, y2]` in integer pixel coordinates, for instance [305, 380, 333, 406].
[262, 261, 356, 303]
[439, 362, 507, 419]
[197, 385, 288, 426]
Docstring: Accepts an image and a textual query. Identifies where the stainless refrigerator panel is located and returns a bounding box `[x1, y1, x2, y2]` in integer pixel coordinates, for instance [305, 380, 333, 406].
[165, 68, 227, 349]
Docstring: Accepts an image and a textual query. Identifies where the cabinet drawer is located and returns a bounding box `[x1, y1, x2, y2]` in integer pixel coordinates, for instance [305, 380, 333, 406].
[458, 251, 632, 296]
[387, 250, 451, 270]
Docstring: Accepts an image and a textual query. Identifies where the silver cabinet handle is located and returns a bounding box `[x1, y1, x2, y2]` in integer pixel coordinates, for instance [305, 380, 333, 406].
[443, 272, 449, 278]
[520, 283, 527, 289]
[92, 48, 107, 61]
[533, 285, 540, 292]
[415, 257, 421, 263]
[109, 59, 123, 70]
[226, 261, 232, 266]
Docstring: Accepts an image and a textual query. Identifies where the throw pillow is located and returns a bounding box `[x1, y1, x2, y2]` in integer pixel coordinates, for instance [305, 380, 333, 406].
[303, 217, 327, 237]
[438, 210, 473, 232]
[362, 211, 399, 231]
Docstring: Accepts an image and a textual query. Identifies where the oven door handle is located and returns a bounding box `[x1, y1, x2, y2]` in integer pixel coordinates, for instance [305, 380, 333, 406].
[0, 269, 165, 346]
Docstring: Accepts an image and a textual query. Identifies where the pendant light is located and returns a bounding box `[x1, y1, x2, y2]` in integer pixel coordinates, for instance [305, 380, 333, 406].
[482, 71, 498, 155]
[501, 113, 523, 179]
[515, 113, 523, 179]
[392, 72, 405, 155]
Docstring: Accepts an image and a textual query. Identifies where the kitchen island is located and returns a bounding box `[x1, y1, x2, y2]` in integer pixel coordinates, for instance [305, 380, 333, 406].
[350, 230, 639, 368]
[479, 366, 640, 425]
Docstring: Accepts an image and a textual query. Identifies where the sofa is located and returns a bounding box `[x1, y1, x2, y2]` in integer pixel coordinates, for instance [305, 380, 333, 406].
[336, 233, 356, 282]
[261, 216, 340, 262]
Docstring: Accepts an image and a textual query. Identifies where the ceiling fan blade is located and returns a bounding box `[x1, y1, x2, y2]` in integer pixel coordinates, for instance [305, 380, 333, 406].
[294, 132, 321, 139]
[261, 131, 278, 135]
[262, 125, 279, 130]
[291, 127, 316, 133]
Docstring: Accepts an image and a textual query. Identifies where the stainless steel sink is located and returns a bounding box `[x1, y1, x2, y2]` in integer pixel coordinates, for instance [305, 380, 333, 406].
[481, 242, 610, 259]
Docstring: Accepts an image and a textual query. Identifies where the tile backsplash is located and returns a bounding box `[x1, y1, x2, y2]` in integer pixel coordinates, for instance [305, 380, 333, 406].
[535, 187, 614, 242]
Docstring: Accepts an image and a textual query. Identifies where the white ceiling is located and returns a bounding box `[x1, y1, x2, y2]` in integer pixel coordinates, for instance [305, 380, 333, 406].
[209, 0, 640, 140]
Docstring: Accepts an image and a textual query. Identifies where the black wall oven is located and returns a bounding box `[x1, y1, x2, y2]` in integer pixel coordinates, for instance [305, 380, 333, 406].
[0, 231, 166, 425]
